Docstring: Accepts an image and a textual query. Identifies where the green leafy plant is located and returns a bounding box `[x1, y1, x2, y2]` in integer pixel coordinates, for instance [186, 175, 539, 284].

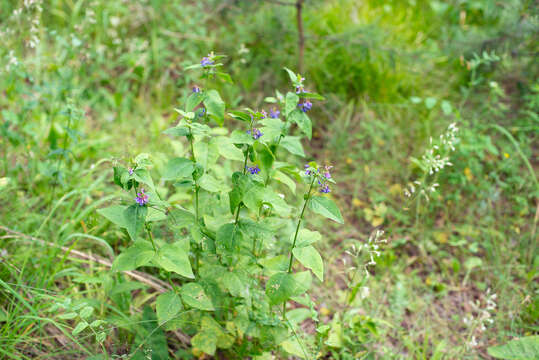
[97, 54, 343, 358]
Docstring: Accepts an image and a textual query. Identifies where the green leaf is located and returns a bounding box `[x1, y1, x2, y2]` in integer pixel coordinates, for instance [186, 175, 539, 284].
[280, 136, 305, 157]
[289, 109, 312, 139]
[133, 168, 155, 192]
[112, 241, 155, 272]
[266, 272, 295, 304]
[199, 174, 227, 193]
[293, 228, 322, 247]
[487, 336, 539, 359]
[285, 92, 299, 117]
[293, 245, 324, 281]
[291, 271, 312, 296]
[97, 205, 128, 228]
[156, 291, 183, 326]
[299, 92, 325, 100]
[124, 204, 148, 241]
[162, 157, 194, 180]
[325, 320, 343, 348]
[228, 110, 251, 122]
[186, 92, 206, 112]
[281, 338, 309, 359]
[425, 97, 437, 109]
[180, 283, 215, 311]
[284, 67, 299, 83]
[191, 329, 217, 356]
[156, 242, 194, 279]
[214, 136, 244, 161]
[308, 196, 344, 224]
[441, 100, 452, 115]
[254, 142, 275, 177]
[163, 125, 190, 137]
[72, 321, 89, 336]
[273, 171, 296, 193]
[222, 272, 247, 298]
[216, 223, 242, 255]
[109, 281, 148, 295]
[204, 90, 225, 125]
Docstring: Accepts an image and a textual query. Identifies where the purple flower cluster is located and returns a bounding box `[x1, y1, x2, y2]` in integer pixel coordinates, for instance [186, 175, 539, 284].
[247, 128, 263, 140]
[192, 85, 201, 93]
[260, 110, 267, 119]
[128, 167, 134, 175]
[269, 108, 280, 119]
[298, 100, 312, 113]
[247, 165, 260, 175]
[135, 188, 149, 206]
[304, 164, 333, 193]
[200, 56, 214, 67]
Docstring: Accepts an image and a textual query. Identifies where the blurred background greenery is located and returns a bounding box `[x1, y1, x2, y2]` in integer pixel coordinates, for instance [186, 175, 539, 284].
[1, 0, 537, 358]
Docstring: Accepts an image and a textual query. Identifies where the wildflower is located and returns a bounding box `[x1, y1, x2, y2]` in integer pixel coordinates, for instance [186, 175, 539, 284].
[199, 108, 206, 117]
[128, 168, 134, 176]
[192, 86, 201, 93]
[269, 108, 280, 119]
[295, 85, 305, 94]
[304, 164, 312, 176]
[247, 128, 263, 140]
[200, 56, 214, 67]
[260, 110, 267, 119]
[246, 165, 260, 175]
[135, 188, 149, 206]
[298, 100, 312, 113]
[323, 165, 333, 179]
[319, 184, 330, 193]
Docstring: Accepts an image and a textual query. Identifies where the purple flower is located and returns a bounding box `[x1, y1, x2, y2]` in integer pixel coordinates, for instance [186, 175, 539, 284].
[260, 110, 267, 119]
[319, 184, 331, 193]
[200, 56, 214, 67]
[295, 85, 305, 94]
[135, 188, 149, 206]
[128, 168, 134, 176]
[269, 108, 280, 119]
[199, 108, 205, 117]
[324, 165, 333, 179]
[192, 86, 201, 93]
[304, 164, 312, 176]
[247, 128, 263, 140]
[247, 165, 260, 175]
[298, 100, 312, 113]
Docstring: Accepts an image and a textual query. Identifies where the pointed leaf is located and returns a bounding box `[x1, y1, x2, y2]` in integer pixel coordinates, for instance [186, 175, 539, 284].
[180, 283, 215, 311]
[156, 242, 194, 279]
[308, 196, 344, 224]
[293, 245, 324, 281]
[124, 204, 147, 241]
[156, 291, 183, 326]
[162, 157, 194, 180]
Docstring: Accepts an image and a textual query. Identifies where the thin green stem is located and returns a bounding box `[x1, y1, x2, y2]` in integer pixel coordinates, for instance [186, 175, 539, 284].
[283, 176, 315, 316]
[146, 223, 157, 252]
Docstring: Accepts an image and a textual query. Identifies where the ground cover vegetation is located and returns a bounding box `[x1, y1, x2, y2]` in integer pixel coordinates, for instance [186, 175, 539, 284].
[0, 0, 538, 359]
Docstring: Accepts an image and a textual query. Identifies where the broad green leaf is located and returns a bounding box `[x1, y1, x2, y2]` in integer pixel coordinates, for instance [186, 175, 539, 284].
[281, 338, 309, 359]
[274, 171, 296, 193]
[308, 196, 344, 224]
[284, 67, 299, 83]
[204, 90, 225, 125]
[488, 336, 539, 359]
[124, 204, 148, 241]
[325, 320, 343, 348]
[228, 110, 251, 122]
[180, 283, 215, 311]
[79, 306, 94, 319]
[162, 157, 194, 180]
[156, 242, 194, 279]
[214, 136, 244, 161]
[199, 174, 227, 193]
[280, 136, 305, 157]
[186, 91, 206, 112]
[191, 329, 217, 356]
[72, 321, 88, 336]
[222, 272, 248, 298]
[285, 92, 299, 117]
[163, 125, 189, 137]
[216, 223, 242, 255]
[230, 129, 253, 144]
[441, 100, 452, 115]
[194, 141, 219, 169]
[291, 271, 312, 296]
[112, 241, 155, 272]
[293, 228, 322, 247]
[254, 142, 275, 177]
[156, 291, 183, 326]
[133, 168, 155, 192]
[97, 205, 128, 228]
[293, 245, 324, 281]
[288, 109, 312, 139]
[425, 97, 437, 109]
[266, 272, 295, 304]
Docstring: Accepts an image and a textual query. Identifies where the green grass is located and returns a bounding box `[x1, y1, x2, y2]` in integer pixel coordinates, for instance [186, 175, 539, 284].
[1, 0, 538, 358]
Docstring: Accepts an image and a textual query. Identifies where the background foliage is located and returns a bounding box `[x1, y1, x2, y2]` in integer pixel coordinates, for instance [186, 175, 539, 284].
[1, 0, 537, 359]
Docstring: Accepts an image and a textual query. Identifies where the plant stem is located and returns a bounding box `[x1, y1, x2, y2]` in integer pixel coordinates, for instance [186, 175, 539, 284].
[283, 176, 315, 316]
[146, 223, 157, 252]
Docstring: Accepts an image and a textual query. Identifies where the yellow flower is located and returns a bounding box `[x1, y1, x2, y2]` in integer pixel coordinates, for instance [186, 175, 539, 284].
[504, 152, 510, 158]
